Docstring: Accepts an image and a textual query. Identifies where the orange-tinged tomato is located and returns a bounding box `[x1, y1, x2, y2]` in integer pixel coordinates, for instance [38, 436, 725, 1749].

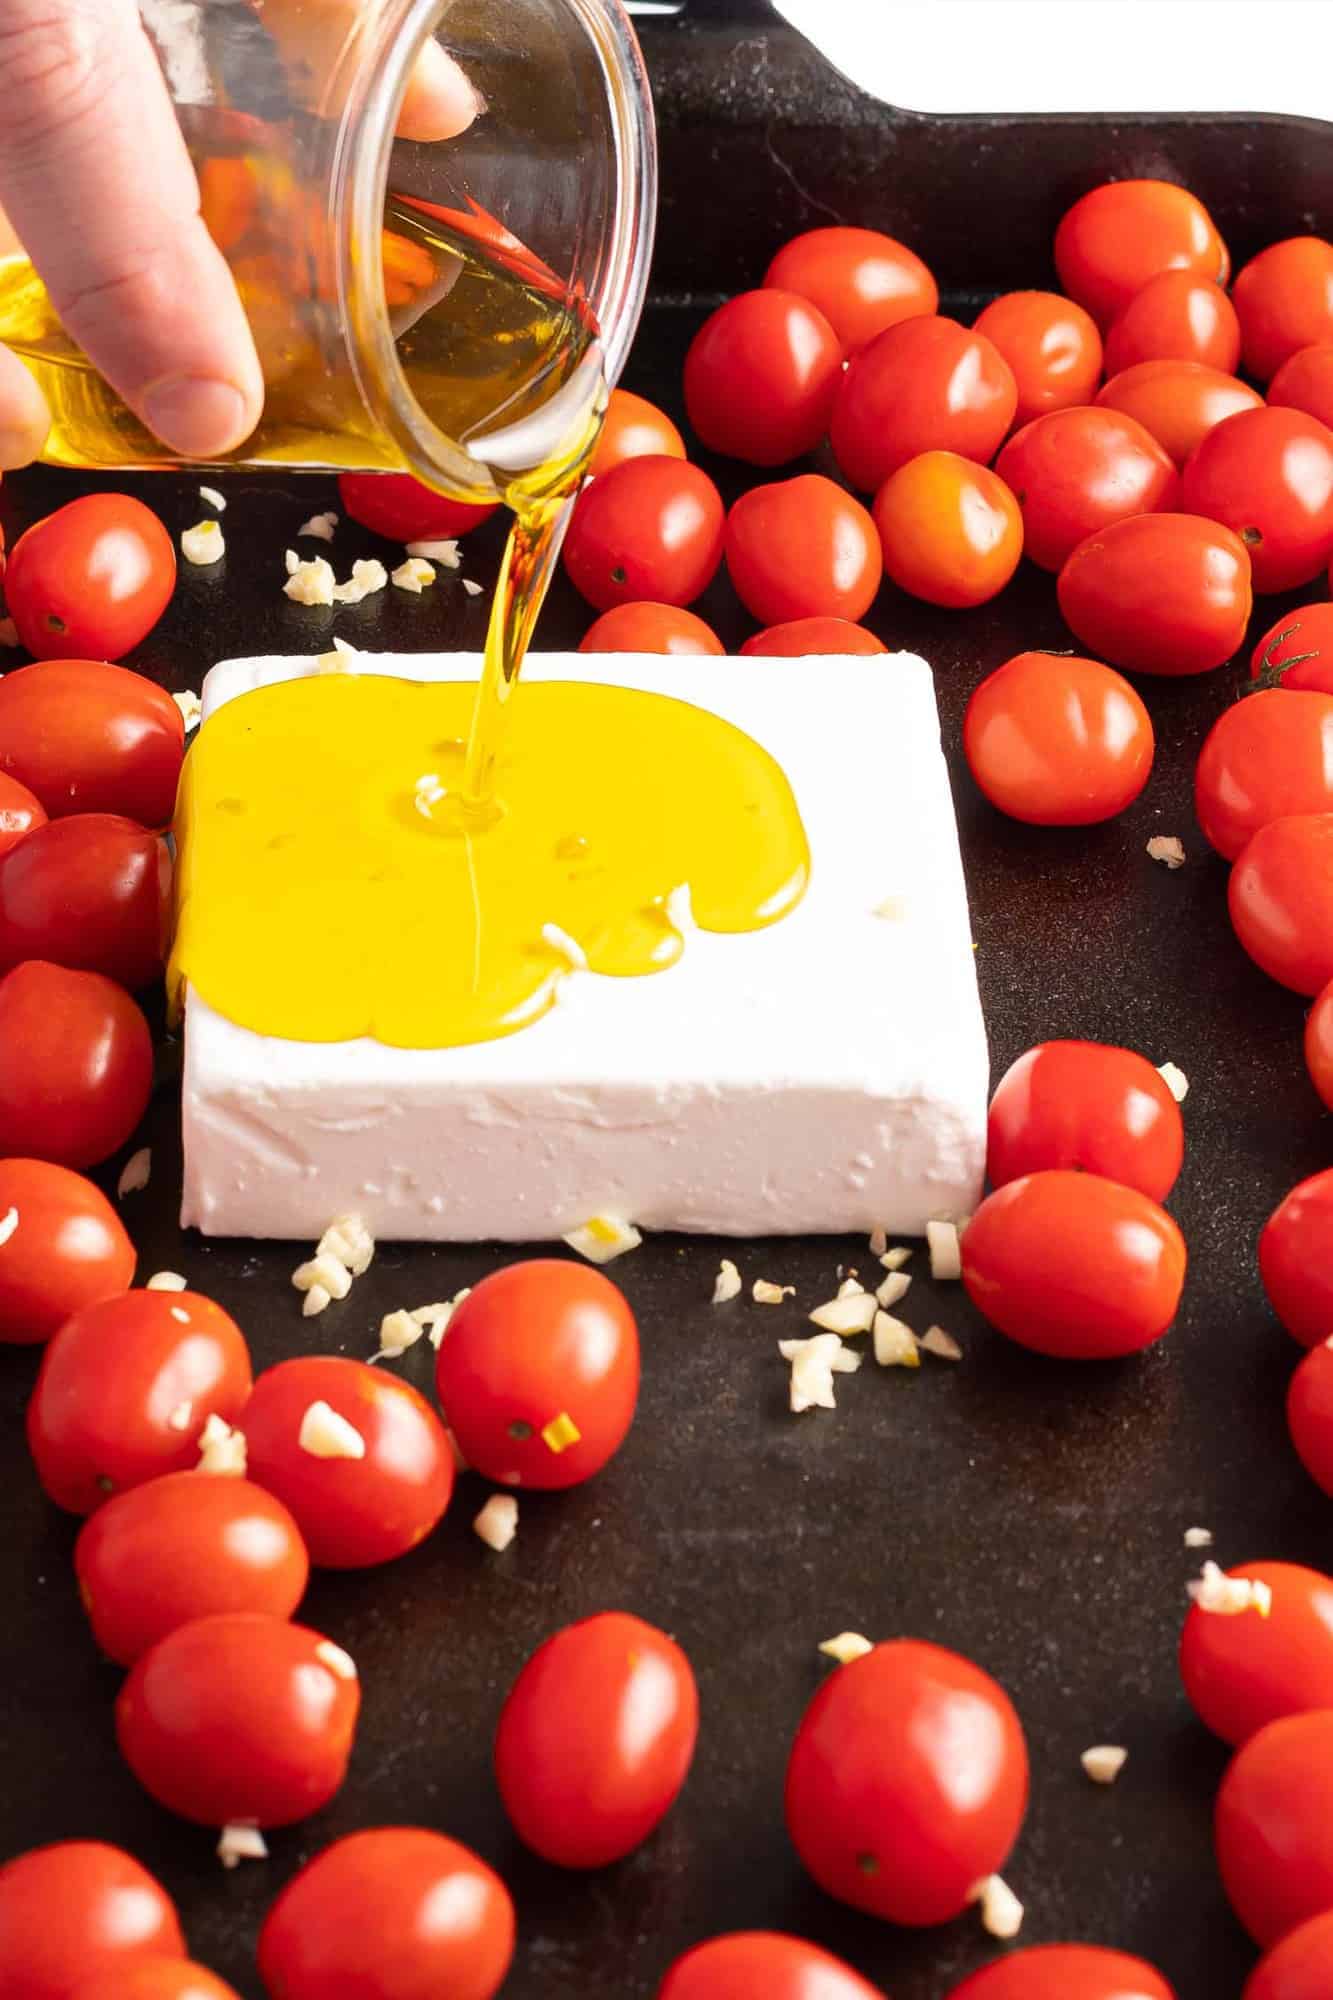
[947, 1946, 1175, 2000]
[683, 290, 842, 466]
[1096, 359, 1263, 469]
[1250, 602, 1333, 693]
[1057, 514, 1252, 676]
[1289, 1341, 1333, 1493]
[964, 652, 1153, 827]
[0, 1156, 135, 1345]
[873, 451, 1021, 607]
[972, 289, 1103, 427]
[1181, 406, 1333, 594]
[0, 1843, 184, 2000]
[830, 316, 1017, 492]
[1232, 237, 1333, 381]
[657, 1933, 883, 2000]
[1104, 269, 1241, 375]
[1054, 179, 1229, 328]
[1245, 1911, 1333, 2000]
[726, 474, 882, 625]
[739, 617, 887, 657]
[986, 1040, 1183, 1201]
[764, 226, 938, 355]
[580, 603, 724, 656]
[0, 771, 46, 861]
[1269, 343, 1333, 430]
[994, 406, 1178, 572]
[70, 1958, 243, 2000]
[1180, 1560, 1333, 1745]
[1215, 1710, 1333, 1946]
[1195, 690, 1333, 860]
[1306, 980, 1333, 1113]
[1229, 813, 1333, 995]
[0, 661, 184, 830]
[1261, 1168, 1333, 1348]
[589, 389, 686, 479]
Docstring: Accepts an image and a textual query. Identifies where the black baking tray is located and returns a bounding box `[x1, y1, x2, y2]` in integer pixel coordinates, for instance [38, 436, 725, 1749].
[2, 4, 1330, 1995]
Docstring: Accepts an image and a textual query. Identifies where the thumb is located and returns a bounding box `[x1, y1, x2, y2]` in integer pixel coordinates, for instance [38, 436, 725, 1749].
[0, 0, 263, 457]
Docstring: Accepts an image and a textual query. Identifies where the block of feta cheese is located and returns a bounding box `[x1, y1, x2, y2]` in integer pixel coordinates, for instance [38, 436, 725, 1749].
[180, 650, 987, 1242]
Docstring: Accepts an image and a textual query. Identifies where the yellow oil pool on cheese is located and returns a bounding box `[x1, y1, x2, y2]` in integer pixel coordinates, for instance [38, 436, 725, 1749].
[170, 673, 810, 1049]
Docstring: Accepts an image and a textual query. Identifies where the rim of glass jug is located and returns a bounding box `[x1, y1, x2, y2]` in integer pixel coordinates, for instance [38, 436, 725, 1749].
[335, 0, 658, 501]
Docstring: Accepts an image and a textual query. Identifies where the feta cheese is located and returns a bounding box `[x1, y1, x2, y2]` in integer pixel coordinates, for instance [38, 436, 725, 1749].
[217, 1824, 267, 1869]
[0, 1206, 17, 1247]
[172, 689, 202, 731]
[181, 519, 224, 565]
[875, 1270, 911, 1310]
[461, 578, 484, 597]
[1188, 1561, 1272, 1618]
[541, 1410, 581, 1454]
[1158, 1061, 1189, 1103]
[298, 511, 338, 541]
[117, 1147, 152, 1197]
[1147, 835, 1187, 869]
[391, 557, 436, 593]
[331, 558, 388, 605]
[197, 1413, 247, 1476]
[754, 1280, 795, 1305]
[406, 538, 461, 568]
[542, 922, 589, 972]
[918, 1324, 963, 1362]
[927, 1218, 963, 1281]
[779, 1331, 862, 1413]
[375, 1308, 422, 1359]
[1082, 1744, 1129, 1785]
[1184, 1526, 1214, 1549]
[873, 1310, 921, 1368]
[284, 554, 336, 605]
[973, 1874, 1024, 1941]
[474, 1493, 519, 1550]
[713, 1259, 743, 1303]
[808, 1291, 878, 1336]
[563, 1214, 642, 1264]
[146, 1270, 187, 1291]
[198, 485, 226, 511]
[315, 1639, 357, 1681]
[298, 1400, 367, 1460]
[167, 1400, 193, 1433]
[819, 1631, 873, 1665]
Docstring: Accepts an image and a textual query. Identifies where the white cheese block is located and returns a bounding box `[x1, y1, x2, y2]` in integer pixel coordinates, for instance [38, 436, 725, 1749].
[180, 650, 988, 1242]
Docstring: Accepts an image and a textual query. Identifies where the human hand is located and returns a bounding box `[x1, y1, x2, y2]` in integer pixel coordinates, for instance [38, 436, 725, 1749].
[0, 0, 477, 470]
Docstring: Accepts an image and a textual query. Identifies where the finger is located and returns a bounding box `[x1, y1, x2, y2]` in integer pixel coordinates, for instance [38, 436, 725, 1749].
[0, 0, 262, 458]
[0, 343, 51, 469]
[397, 39, 482, 142]
[255, 0, 480, 142]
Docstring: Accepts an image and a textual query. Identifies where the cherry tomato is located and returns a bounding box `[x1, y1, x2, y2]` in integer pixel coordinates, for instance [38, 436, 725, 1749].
[1181, 1560, 1333, 1745]
[1181, 407, 1333, 594]
[258, 1827, 514, 2000]
[1215, 1709, 1333, 1945]
[1245, 1910, 1333, 2000]
[874, 452, 1022, 607]
[785, 1638, 1028, 1926]
[0, 772, 46, 860]
[739, 618, 888, 657]
[1304, 979, 1333, 1114]
[563, 457, 725, 611]
[336, 473, 498, 541]
[1232, 238, 1333, 382]
[987, 1041, 1183, 1201]
[0, 962, 152, 1169]
[830, 316, 1018, 493]
[1250, 603, 1333, 694]
[1288, 1340, 1333, 1492]
[495, 1611, 697, 1867]
[657, 1932, 882, 2000]
[961, 1169, 1186, 1359]
[589, 389, 686, 479]
[1261, 1170, 1333, 1348]
[1057, 514, 1252, 676]
[75, 1471, 309, 1666]
[5, 496, 176, 662]
[28, 1287, 252, 1515]
[1196, 690, 1333, 860]
[69, 1960, 242, 2000]
[0, 1842, 184, 2000]
[972, 289, 1104, 428]
[241, 1355, 453, 1568]
[995, 406, 1178, 572]
[1269, 343, 1333, 431]
[726, 475, 882, 625]
[1229, 813, 1333, 995]
[435, 1260, 638, 1490]
[1104, 269, 1241, 375]
[946, 1945, 1175, 2000]
[764, 226, 938, 356]
[580, 603, 723, 656]
[0, 1157, 135, 1345]
[683, 290, 842, 466]
[0, 661, 184, 829]
[1096, 359, 1263, 469]
[1054, 180, 1229, 328]
[963, 652, 1153, 827]
[0, 814, 171, 990]
[116, 1611, 360, 1827]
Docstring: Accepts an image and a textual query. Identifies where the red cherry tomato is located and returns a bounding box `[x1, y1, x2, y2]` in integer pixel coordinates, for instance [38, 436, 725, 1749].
[1229, 813, 1333, 995]
[1181, 407, 1333, 594]
[1245, 1910, 1333, 2000]
[785, 1638, 1028, 1926]
[963, 651, 1153, 827]
[764, 226, 938, 356]
[683, 290, 843, 466]
[495, 1611, 699, 1868]
[726, 475, 882, 625]
[75, 1471, 309, 1666]
[0, 771, 47, 859]
[116, 1611, 360, 1827]
[1054, 180, 1229, 328]
[657, 1932, 882, 2000]
[1288, 1340, 1333, 1492]
[0, 1842, 184, 2000]
[986, 1040, 1183, 1200]
[27, 1287, 252, 1514]
[580, 603, 723, 656]
[1104, 270, 1241, 375]
[831, 316, 1018, 493]
[0, 813, 171, 989]
[972, 289, 1104, 428]
[1269, 344, 1333, 431]
[0, 661, 184, 828]
[739, 618, 887, 657]
[563, 457, 725, 611]
[1096, 359, 1263, 469]
[336, 473, 498, 541]
[1233, 238, 1333, 382]
[590, 389, 686, 479]
[69, 1959, 242, 2000]
[1262, 1170, 1333, 1348]
[1215, 1709, 1333, 1946]
[1057, 514, 1252, 676]
[5, 496, 176, 662]
[1307, 980, 1333, 1111]
[0, 1157, 135, 1345]
[874, 452, 1022, 607]
[994, 407, 1178, 572]
[1181, 1560, 1333, 1745]
[435, 1259, 639, 1490]
[0, 962, 152, 1169]
[1250, 603, 1333, 694]
[946, 1944, 1175, 2000]
[961, 1169, 1186, 1359]
[258, 1827, 515, 2000]
[240, 1355, 453, 1568]
[1196, 690, 1333, 860]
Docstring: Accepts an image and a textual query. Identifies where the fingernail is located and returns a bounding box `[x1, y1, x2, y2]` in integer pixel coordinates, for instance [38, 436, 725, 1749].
[142, 377, 252, 458]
